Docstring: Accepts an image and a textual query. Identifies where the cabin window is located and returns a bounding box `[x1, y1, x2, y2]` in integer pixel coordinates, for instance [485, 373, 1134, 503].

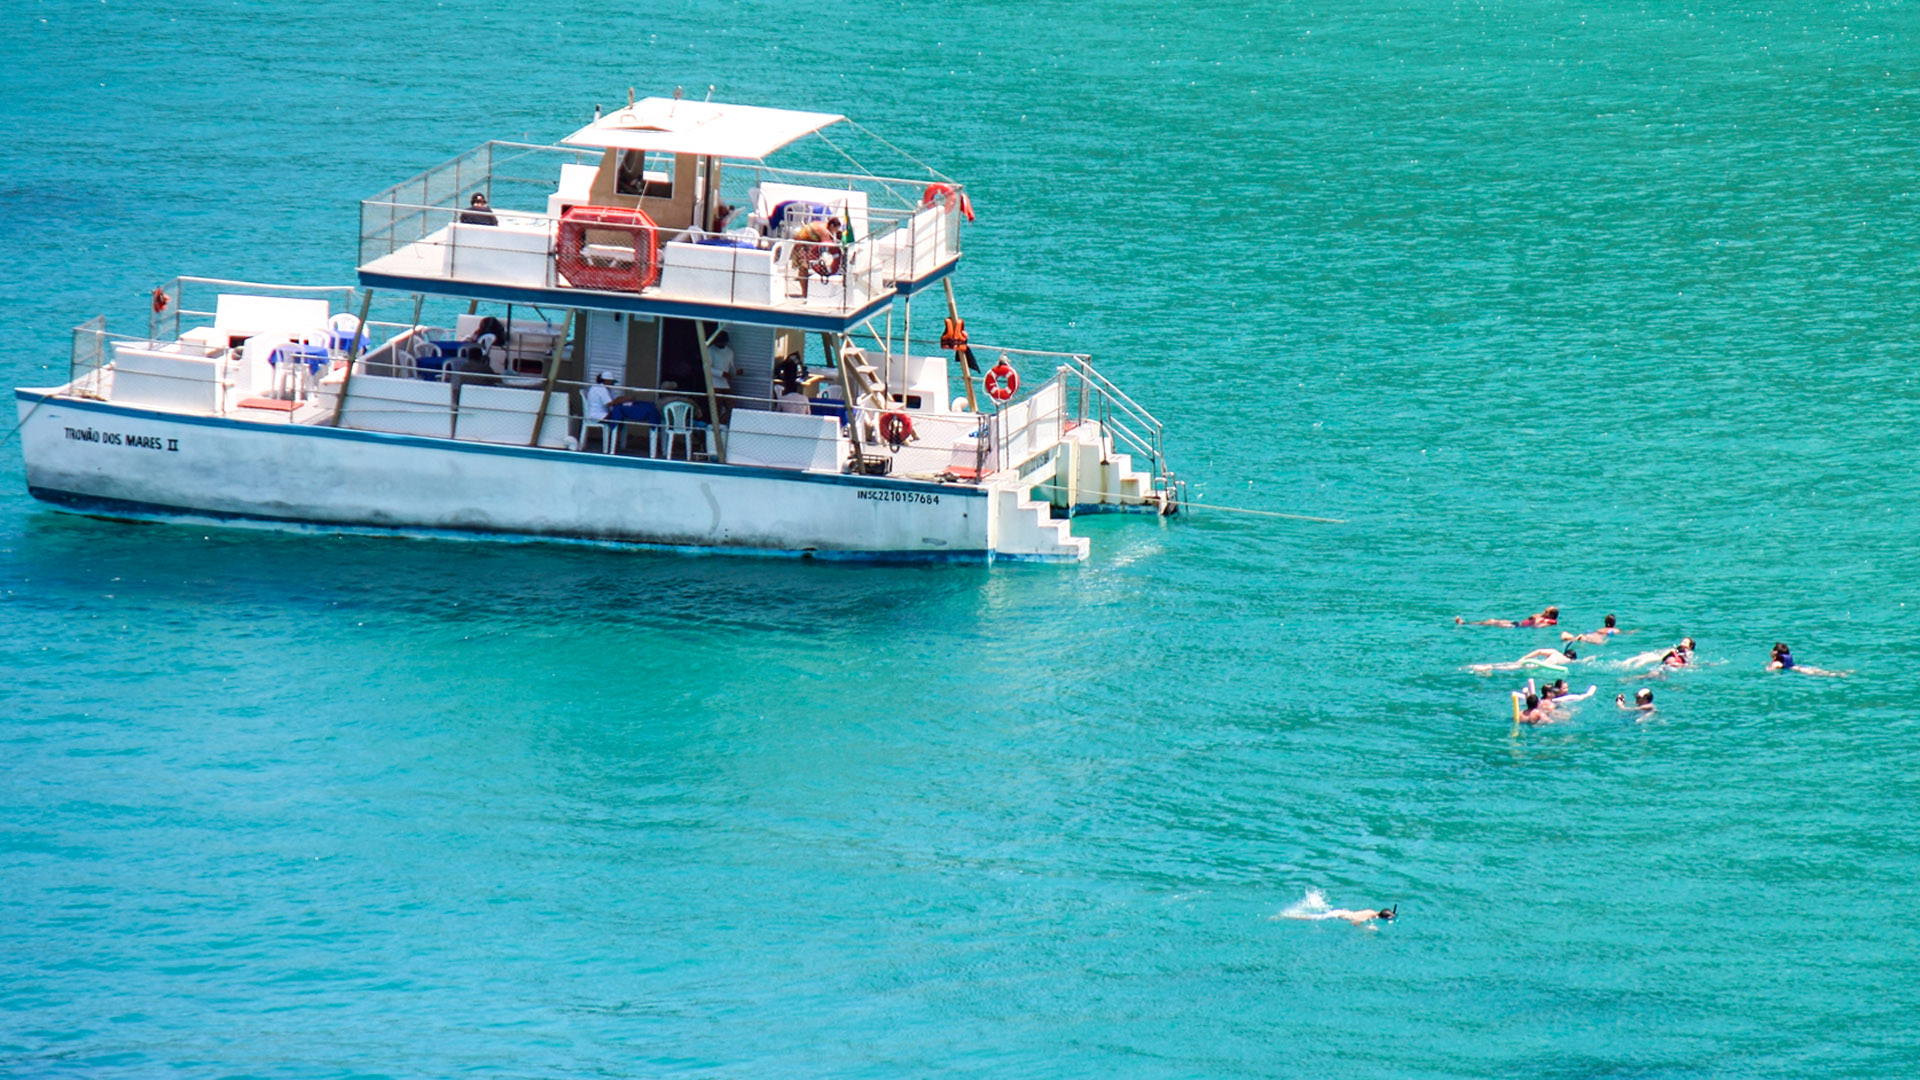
[616, 150, 674, 199]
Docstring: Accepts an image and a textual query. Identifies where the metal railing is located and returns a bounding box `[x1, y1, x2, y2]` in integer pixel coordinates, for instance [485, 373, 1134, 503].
[1058, 355, 1169, 483]
[59, 286, 1172, 507]
[926, 343, 1178, 506]
[335, 362, 992, 479]
[69, 317, 110, 398]
[359, 141, 602, 265]
[150, 277, 362, 345]
[357, 142, 964, 315]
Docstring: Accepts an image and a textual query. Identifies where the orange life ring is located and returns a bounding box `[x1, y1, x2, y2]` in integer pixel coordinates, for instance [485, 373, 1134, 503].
[921, 183, 975, 222]
[983, 358, 1018, 403]
[879, 411, 914, 448]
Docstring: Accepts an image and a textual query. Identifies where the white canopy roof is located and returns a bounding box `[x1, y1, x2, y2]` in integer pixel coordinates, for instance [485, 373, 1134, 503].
[561, 98, 845, 160]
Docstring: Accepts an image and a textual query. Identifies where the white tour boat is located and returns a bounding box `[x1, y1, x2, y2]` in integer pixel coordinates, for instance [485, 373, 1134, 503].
[14, 96, 1180, 561]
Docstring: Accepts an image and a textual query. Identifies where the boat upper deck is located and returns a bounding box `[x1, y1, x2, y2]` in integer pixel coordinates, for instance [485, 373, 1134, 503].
[357, 100, 968, 334]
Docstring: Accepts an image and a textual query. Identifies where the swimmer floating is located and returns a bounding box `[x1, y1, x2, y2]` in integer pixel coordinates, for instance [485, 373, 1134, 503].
[1470, 646, 1580, 674]
[1457, 605, 1558, 628]
[1276, 890, 1398, 929]
[1769, 642, 1849, 678]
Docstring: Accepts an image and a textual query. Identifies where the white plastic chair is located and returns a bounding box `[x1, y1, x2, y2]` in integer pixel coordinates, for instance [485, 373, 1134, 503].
[328, 312, 364, 353]
[661, 400, 696, 460]
[595, 417, 621, 455]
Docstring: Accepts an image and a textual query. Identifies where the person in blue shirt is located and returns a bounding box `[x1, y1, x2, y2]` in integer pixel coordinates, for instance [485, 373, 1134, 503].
[1562, 613, 1621, 644]
[1769, 642, 1849, 677]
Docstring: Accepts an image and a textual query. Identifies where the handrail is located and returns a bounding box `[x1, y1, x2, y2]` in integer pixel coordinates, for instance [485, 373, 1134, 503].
[365, 140, 951, 212]
[169, 276, 357, 295]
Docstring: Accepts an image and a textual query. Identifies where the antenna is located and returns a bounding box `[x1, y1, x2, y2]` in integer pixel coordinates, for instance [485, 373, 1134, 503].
[673, 85, 683, 100]
[705, 84, 715, 101]
[592, 103, 602, 121]
[627, 87, 634, 107]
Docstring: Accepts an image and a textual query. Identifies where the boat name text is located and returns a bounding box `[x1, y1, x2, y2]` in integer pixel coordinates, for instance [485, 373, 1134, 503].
[65, 427, 178, 452]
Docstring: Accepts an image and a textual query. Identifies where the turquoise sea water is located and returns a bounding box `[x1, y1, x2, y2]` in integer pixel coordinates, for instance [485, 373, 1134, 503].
[5, 1, 1920, 1075]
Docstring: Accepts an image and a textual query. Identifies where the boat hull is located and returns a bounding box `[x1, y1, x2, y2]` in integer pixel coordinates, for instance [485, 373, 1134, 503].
[16, 391, 994, 560]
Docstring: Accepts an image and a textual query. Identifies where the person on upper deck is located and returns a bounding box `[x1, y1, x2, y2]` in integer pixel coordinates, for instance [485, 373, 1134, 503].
[790, 217, 845, 299]
[461, 192, 499, 226]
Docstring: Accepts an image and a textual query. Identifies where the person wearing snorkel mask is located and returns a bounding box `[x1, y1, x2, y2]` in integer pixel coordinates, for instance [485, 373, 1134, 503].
[1468, 645, 1580, 674]
[1281, 904, 1398, 927]
[1457, 605, 1558, 628]
[1561, 613, 1622, 645]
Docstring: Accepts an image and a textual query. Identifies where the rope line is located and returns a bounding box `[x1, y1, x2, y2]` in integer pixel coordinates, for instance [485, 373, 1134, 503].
[844, 120, 955, 184]
[1182, 501, 1345, 524]
[1, 394, 53, 447]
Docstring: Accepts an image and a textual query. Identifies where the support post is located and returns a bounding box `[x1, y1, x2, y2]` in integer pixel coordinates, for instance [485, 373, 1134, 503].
[942, 278, 978, 413]
[694, 321, 727, 462]
[329, 289, 374, 428]
[824, 331, 864, 472]
[528, 309, 575, 447]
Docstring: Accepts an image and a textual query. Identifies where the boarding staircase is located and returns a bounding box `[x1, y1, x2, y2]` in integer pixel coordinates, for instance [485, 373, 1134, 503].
[1019, 356, 1181, 513]
[983, 355, 1182, 560]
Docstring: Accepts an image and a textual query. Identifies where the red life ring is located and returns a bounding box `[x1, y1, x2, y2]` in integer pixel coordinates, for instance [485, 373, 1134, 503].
[151, 287, 169, 314]
[879, 411, 914, 448]
[983, 358, 1018, 403]
[921, 183, 975, 223]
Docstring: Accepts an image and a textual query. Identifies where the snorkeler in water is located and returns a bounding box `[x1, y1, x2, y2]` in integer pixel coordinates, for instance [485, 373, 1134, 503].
[1458, 605, 1558, 628]
[1278, 891, 1397, 928]
[1469, 646, 1579, 674]
[1768, 642, 1849, 677]
[1561, 614, 1621, 645]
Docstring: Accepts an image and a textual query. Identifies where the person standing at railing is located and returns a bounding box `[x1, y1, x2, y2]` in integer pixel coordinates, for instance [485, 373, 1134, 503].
[704, 331, 738, 424]
[460, 192, 498, 226]
[706, 331, 737, 394]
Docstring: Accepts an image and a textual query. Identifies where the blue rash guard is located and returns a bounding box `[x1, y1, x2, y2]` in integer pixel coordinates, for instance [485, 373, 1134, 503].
[1777, 651, 1794, 670]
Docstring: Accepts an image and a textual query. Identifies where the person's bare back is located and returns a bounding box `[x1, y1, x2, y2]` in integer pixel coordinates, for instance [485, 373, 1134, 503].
[1561, 614, 1621, 644]
[1458, 605, 1558, 628]
[1276, 891, 1397, 928]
